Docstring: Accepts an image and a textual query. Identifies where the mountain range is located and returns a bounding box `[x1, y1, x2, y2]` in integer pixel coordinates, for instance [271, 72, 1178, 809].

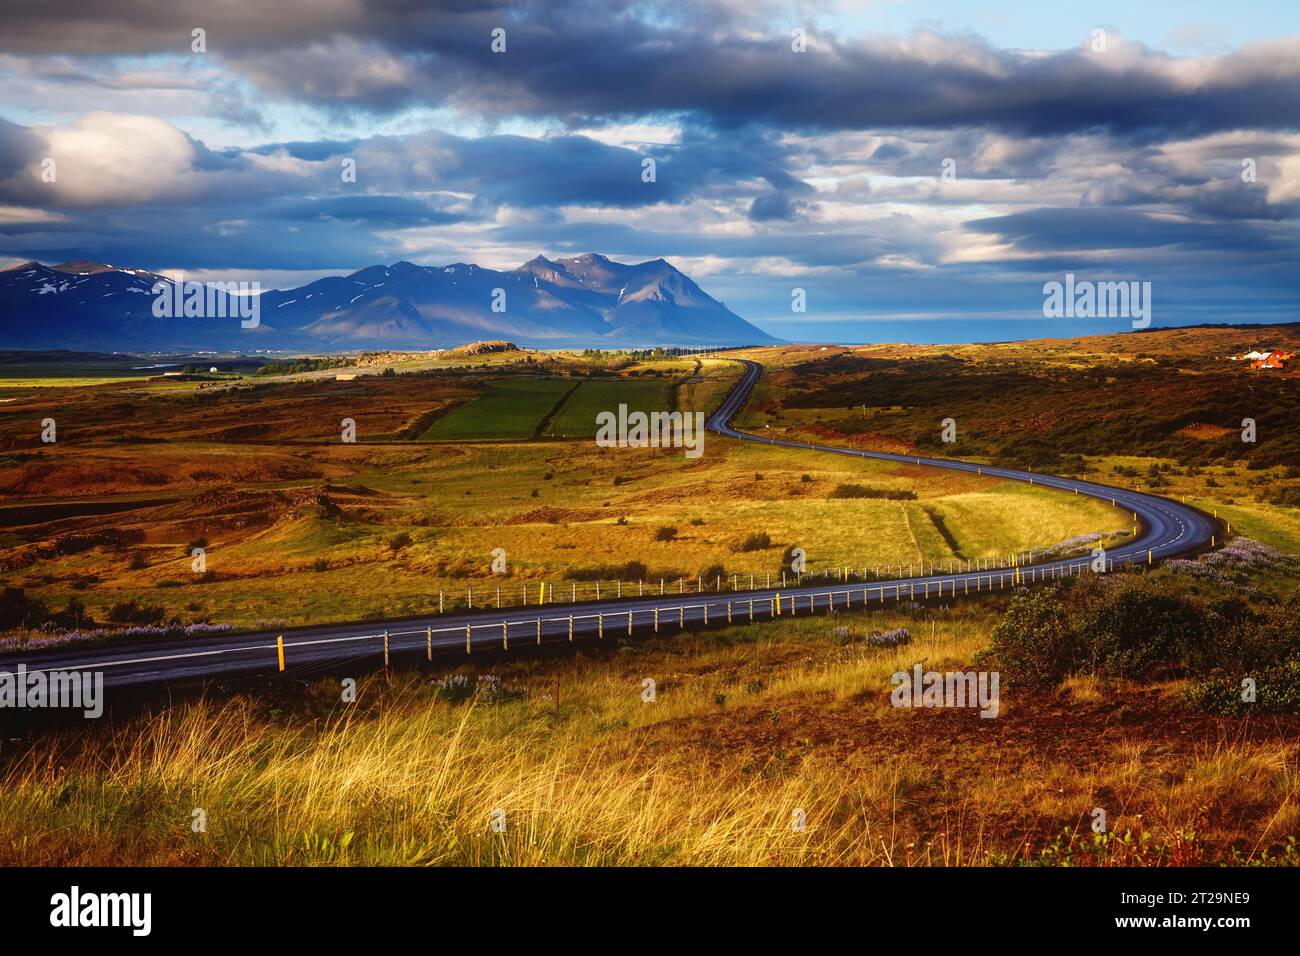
[0, 254, 778, 351]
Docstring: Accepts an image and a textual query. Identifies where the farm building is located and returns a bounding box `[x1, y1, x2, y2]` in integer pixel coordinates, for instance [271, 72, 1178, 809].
[1248, 351, 1293, 370]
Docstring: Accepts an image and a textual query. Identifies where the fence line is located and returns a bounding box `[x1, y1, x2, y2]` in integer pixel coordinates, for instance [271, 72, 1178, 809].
[268, 551, 1146, 670]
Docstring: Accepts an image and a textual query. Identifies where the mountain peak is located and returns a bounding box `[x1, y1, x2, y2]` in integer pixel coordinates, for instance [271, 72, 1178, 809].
[52, 260, 118, 275]
[0, 252, 780, 350]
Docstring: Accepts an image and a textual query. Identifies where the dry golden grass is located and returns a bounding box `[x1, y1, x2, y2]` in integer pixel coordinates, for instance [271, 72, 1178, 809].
[2, 609, 1296, 866]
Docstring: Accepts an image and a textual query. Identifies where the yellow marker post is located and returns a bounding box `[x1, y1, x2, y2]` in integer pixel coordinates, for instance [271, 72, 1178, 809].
[383, 631, 390, 668]
[727, 602, 733, 623]
[426, 627, 432, 661]
[654, 608, 659, 633]
[628, 611, 634, 634]
[502, 622, 508, 651]
[539, 582, 545, 605]
[568, 615, 574, 641]
[776, 593, 782, 616]
[703, 605, 709, 625]
[1148, 550, 1152, 564]
[465, 624, 471, 654]
[598, 614, 604, 639]
[679, 606, 684, 627]
[277, 635, 284, 672]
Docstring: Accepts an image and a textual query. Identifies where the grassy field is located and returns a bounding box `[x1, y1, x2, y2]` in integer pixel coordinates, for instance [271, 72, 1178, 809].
[543, 377, 675, 437]
[0, 350, 1125, 636]
[420, 377, 578, 440]
[2, 597, 1296, 866]
[1, 333, 1298, 869]
[0, 431, 1118, 634]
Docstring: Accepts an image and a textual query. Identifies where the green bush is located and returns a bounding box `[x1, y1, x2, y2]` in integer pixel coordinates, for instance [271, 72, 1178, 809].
[987, 590, 1079, 689]
[1075, 577, 1220, 678]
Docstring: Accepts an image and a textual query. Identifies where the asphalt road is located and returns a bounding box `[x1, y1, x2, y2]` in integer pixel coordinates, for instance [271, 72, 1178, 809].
[1, 358, 1219, 694]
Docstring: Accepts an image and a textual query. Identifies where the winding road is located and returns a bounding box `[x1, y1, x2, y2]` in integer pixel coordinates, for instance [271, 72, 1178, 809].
[1, 358, 1219, 696]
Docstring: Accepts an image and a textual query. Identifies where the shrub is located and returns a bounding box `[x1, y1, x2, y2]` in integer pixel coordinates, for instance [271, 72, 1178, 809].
[654, 526, 678, 542]
[732, 531, 772, 553]
[0, 587, 49, 630]
[388, 532, 413, 553]
[1183, 660, 1300, 716]
[988, 591, 1079, 689]
[107, 600, 167, 626]
[1075, 577, 1224, 678]
[828, 483, 916, 500]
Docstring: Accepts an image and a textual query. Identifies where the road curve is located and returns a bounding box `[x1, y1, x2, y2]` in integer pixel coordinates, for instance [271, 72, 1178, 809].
[0, 358, 1219, 696]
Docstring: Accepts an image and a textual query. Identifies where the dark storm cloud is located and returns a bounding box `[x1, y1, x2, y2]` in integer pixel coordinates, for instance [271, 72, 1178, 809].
[748, 191, 805, 221]
[350, 127, 810, 210]
[967, 206, 1291, 254]
[0, 117, 44, 179]
[265, 194, 468, 227]
[3, 2, 1299, 139]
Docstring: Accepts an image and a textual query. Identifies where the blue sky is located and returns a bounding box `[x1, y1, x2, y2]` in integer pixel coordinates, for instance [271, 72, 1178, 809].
[0, 0, 1297, 343]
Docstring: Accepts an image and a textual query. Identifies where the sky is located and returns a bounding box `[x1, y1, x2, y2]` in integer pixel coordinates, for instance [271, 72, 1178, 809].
[0, 0, 1297, 344]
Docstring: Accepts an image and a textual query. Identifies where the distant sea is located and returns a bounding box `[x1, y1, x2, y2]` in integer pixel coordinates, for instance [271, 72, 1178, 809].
[751, 316, 1297, 346]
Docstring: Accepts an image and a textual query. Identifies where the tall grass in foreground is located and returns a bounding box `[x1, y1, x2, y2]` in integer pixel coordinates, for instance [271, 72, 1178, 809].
[1, 614, 1296, 866]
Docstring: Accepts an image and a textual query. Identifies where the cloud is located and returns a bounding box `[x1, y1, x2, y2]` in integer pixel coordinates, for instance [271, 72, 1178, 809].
[2, 4, 1299, 142]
